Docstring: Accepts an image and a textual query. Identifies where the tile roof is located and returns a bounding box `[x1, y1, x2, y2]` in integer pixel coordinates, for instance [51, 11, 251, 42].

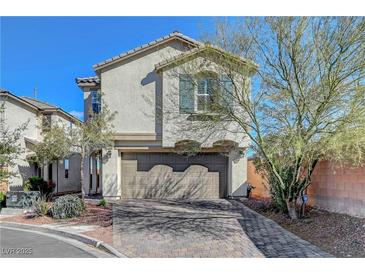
[75, 76, 101, 85]
[93, 31, 201, 70]
[155, 44, 258, 72]
[1, 89, 81, 123]
[21, 96, 58, 110]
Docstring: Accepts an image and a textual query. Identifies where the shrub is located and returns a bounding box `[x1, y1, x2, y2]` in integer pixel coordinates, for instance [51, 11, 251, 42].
[25, 176, 55, 198]
[31, 196, 50, 216]
[51, 194, 85, 219]
[0, 192, 5, 208]
[18, 191, 40, 208]
[97, 198, 107, 207]
[23, 181, 31, 192]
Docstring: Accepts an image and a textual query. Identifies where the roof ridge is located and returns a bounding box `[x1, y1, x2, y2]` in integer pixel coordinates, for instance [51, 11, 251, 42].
[21, 96, 58, 109]
[93, 31, 201, 70]
[2, 90, 82, 123]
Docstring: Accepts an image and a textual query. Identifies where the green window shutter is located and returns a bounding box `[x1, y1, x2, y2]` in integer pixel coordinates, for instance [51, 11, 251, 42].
[220, 75, 233, 107]
[197, 79, 206, 94]
[179, 74, 194, 113]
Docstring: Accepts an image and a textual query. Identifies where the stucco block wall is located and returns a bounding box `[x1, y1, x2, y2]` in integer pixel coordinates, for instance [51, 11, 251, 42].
[247, 159, 365, 217]
[308, 161, 365, 218]
[246, 160, 270, 198]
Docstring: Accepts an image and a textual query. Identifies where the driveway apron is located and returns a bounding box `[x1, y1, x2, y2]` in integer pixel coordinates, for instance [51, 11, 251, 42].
[111, 199, 331, 258]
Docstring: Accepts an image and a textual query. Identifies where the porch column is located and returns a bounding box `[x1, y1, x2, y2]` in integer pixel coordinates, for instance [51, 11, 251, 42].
[102, 148, 121, 199]
[228, 150, 248, 197]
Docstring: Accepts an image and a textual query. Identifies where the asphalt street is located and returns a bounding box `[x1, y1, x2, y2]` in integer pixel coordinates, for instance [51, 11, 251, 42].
[0, 227, 111, 258]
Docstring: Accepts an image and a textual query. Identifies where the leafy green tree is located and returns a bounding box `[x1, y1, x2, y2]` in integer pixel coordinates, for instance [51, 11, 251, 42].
[196, 17, 365, 219]
[35, 101, 116, 198]
[69, 103, 116, 198]
[0, 101, 29, 182]
[33, 121, 72, 168]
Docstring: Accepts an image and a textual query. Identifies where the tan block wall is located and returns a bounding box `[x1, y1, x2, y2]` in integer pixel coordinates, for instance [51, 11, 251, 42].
[246, 160, 270, 198]
[247, 159, 365, 217]
[308, 160, 365, 218]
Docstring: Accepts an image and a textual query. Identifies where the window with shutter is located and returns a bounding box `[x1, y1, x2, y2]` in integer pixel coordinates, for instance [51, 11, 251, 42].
[179, 74, 194, 113]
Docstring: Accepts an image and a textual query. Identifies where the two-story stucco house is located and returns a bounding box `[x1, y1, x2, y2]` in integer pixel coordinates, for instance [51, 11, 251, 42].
[0, 89, 81, 194]
[76, 32, 257, 199]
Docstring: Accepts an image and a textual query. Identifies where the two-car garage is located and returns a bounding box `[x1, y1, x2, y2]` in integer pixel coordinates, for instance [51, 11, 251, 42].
[120, 153, 228, 199]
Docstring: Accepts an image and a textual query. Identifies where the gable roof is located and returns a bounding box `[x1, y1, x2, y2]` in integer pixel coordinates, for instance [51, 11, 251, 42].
[155, 44, 258, 74]
[0, 89, 82, 124]
[93, 31, 201, 71]
[21, 96, 58, 110]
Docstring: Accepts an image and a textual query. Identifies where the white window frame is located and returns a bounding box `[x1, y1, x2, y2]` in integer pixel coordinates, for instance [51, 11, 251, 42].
[194, 75, 218, 113]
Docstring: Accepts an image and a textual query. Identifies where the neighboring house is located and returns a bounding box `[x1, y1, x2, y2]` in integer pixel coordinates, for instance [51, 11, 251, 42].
[0, 89, 82, 194]
[76, 31, 257, 199]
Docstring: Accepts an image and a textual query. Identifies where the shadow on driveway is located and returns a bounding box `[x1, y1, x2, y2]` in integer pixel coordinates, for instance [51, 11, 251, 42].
[112, 199, 263, 258]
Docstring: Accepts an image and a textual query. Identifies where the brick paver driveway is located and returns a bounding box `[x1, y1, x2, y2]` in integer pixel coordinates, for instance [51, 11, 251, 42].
[112, 199, 331, 258]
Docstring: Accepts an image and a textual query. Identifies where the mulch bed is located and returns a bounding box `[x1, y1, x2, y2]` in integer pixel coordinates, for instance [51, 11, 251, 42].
[241, 198, 365, 258]
[73, 203, 113, 227]
[1, 202, 113, 227]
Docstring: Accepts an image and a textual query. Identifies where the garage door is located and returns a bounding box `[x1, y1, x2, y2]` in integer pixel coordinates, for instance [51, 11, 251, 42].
[121, 153, 228, 199]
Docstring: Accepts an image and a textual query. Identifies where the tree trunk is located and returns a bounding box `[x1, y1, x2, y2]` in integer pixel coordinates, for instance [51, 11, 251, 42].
[286, 199, 298, 219]
[80, 156, 85, 199]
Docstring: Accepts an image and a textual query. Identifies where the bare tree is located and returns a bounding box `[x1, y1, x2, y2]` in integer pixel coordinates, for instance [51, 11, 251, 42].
[177, 17, 365, 219]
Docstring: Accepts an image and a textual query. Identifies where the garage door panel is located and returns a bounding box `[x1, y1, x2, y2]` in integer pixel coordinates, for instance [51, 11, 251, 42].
[122, 153, 227, 199]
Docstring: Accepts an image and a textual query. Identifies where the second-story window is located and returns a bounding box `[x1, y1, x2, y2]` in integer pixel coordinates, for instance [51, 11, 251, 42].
[64, 158, 69, 179]
[197, 76, 217, 112]
[42, 114, 52, 131]
[91, 90, 101, 114]
[179, 72, 233, 114]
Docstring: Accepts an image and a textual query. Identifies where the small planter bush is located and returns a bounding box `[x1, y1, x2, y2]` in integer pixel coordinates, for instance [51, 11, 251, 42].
[31, 196, 50, 217]
[97, 198, 107, 207]
[51, 194, 85, 219]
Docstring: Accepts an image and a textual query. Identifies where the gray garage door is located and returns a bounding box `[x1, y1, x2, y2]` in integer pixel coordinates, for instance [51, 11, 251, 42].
[121, 153, 228, 199]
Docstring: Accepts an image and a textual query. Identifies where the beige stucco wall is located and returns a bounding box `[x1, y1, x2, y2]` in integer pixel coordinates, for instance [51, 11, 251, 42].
[50, 154, 81, 194]
[161, 57, 250, 148]
[229, 151, 248, 197]
[1, 97, 39, 189]
[99, 40, 190, 136]
[101, 148, 121, 198]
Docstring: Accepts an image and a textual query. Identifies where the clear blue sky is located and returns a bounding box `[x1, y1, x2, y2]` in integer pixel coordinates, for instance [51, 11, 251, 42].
[0, 17, 218, 120]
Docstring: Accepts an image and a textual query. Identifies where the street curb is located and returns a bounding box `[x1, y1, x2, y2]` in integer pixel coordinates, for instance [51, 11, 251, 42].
[0, 221, 127, 258]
